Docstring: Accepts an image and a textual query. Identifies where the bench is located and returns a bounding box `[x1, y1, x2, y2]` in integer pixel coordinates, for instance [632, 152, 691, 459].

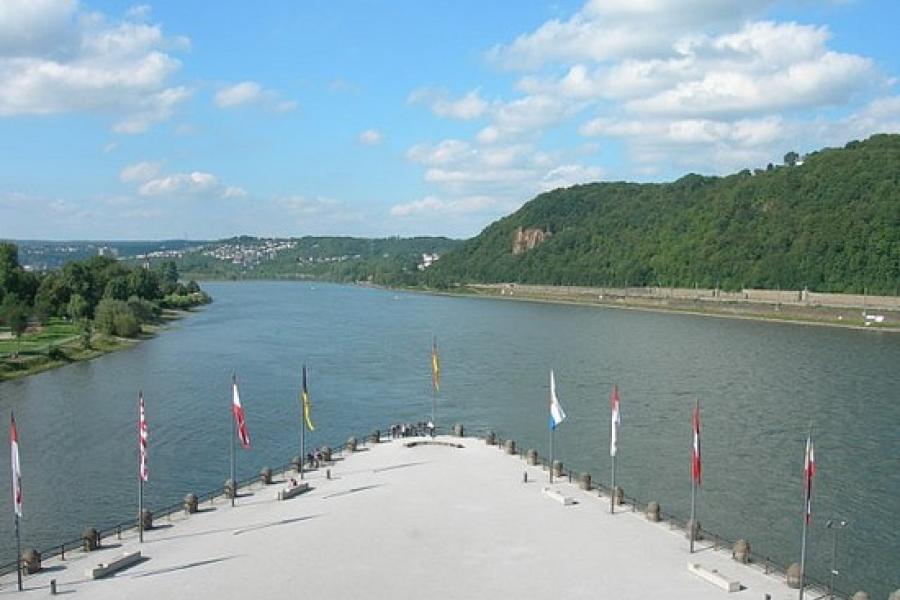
[542, 486, 575, 506]
[85, 551, 142, 579]
[277, 481, 311, 500]
[687, 562, 741, 592]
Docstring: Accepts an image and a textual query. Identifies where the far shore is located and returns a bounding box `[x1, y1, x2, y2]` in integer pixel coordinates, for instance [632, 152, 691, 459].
[406, 283, 900, 333]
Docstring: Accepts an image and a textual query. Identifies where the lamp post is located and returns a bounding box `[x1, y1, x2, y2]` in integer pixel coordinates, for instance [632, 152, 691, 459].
[825, 519, 848, 599]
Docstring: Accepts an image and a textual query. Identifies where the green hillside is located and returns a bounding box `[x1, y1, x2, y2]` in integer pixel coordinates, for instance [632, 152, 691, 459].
[424, 134, 900, 295]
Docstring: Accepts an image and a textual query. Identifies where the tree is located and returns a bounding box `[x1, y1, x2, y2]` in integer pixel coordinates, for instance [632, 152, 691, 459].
[1, 294, 29, 356]
[67, 293, 92, 349]
[104, 276, 130, 300]
[784, 151, 799, 166]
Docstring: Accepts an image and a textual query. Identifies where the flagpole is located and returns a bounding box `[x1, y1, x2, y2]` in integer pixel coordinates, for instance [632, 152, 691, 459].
[14, 511, 22, 591]
[690, 397, 699, 554]
[799, 425, 813, 600]
[300, 364, 305, 481]
[611, 454, 616, 514]
[549, 425, 554, 484]
[138, 392, 144, 544]
[230, 372, 236, 508]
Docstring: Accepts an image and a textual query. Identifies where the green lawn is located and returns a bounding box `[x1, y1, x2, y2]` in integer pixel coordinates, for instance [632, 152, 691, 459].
[0, 318, 82, 356]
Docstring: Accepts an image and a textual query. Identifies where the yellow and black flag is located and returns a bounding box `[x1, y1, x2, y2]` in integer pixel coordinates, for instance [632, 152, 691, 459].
[431, 336, 440, 393]
[301, 364, 315, 431]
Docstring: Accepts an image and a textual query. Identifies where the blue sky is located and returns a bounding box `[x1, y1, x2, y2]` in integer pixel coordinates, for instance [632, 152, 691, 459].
[1, 0, 898, 240]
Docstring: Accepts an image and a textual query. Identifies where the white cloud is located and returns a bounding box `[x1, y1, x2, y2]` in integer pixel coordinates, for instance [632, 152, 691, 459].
[214, 80, 297, 112]
[539, 164, 604, 191]
[487, 0, 773, 69]
[0, 1, 190, 132]
[119, 161, 162, 182]
[358, 129, 383, 145]
[221, 186, 248, 199]
[138, 172, 219, 196]
[214, 81, 262, 107]
[390, 195, 504, 217]
[410, 88, 489, 120]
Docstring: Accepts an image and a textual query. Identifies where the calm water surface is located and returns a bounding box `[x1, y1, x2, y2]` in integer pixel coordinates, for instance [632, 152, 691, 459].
[0, 282, 898, 596]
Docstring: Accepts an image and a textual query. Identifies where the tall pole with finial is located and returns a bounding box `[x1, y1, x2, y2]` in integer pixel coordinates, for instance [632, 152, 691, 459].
[431, 336, 439, 433]
[799, 425, 816, 600]
[610, 384, 620, 514]
[230, 371, 236, 508]
[138, 391, 148, 543]
[11, 412, 23, 592]
[690, 398, 701, 553]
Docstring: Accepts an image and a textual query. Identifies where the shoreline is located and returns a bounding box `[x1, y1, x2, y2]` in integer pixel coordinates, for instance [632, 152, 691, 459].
[0, 308, 199, 382]
[402, 284, 900, 333]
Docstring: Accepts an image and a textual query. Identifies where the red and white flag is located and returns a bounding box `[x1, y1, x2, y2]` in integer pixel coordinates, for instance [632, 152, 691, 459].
[610, 385, 621, 457]
[691, 401, 702, 486]
[10, 413, 22, 518]
[139, 392, 148, 482]
[232, 378, 251, 449]
[804, 435, 815, 524]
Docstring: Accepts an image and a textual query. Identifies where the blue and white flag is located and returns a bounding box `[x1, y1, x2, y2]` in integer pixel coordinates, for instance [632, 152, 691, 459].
[549, 370, 566, 430]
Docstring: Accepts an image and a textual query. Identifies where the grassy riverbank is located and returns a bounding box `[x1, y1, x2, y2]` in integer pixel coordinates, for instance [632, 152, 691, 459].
[0, 310, 190, 381]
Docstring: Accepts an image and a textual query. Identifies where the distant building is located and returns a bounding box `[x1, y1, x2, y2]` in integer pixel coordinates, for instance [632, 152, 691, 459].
[418, 253, 440, 270]
[98, 246, 119, 258]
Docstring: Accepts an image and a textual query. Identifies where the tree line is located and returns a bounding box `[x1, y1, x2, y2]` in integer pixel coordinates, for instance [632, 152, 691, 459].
[0, 243, 210, 352]
[424, 134, 900, 295]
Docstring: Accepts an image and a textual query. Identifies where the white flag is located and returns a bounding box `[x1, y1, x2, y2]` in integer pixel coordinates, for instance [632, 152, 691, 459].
[549, 370, 566, 430]
[610, 385, 621, 457]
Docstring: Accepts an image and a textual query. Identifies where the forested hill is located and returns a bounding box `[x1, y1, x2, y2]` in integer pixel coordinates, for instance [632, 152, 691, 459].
[423, 134, 900, 295]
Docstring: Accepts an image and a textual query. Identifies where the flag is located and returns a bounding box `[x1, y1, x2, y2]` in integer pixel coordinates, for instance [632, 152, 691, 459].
[691, 401, 702, 485]
[549, 370, 566, 430]
[431, 337, 440, 393]
[804, 435, 816, 524]
[232, 377, 251, 449]
[139, 392, 148, 482]
[610, 385, 621, 457]
[301, 364, 315, 432]
[10, 413, 22, 518]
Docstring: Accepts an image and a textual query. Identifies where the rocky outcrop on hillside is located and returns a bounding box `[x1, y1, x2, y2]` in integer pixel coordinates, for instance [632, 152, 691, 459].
[512, 227, 550, 255]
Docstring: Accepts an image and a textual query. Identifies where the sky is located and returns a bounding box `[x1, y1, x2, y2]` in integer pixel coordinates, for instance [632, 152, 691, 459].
[0, 0, 898, 241]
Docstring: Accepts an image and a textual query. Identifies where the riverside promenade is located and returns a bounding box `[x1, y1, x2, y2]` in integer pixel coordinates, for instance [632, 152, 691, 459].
[2, 434, 823, 599]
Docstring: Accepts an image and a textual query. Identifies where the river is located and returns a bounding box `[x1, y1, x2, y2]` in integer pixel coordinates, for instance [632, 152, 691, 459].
[0, 281, 897, 596]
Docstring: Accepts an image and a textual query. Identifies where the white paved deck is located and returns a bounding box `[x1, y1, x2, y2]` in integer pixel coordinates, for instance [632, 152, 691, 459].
[3, 436, 815, 599]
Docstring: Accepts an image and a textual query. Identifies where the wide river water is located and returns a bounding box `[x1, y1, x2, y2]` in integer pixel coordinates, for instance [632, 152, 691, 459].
[0, 281, 898, 596]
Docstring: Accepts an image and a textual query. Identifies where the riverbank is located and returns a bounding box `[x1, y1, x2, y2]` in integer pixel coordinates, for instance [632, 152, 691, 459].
[416, 283, 900, 332]
[0, 309, 195, 381]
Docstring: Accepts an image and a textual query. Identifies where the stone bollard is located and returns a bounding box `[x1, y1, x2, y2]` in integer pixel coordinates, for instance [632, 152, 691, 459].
[292, 456, 303, 472]
[21, 548, 41, 574]
[453, 423, 464, 437]
[851, 593, 869, 600]
[260, 467, 273, 485]
[346, 437, 358, 453]
[579, 473, 592, 490]
[686, 518, 702, 541]
[139, 509, 153, 531]
[367, 430, 380, 444]
[224, 479, 236, 499]
[646, 501, 661, 522]
[526, 449, 539, 465]
[485, 431, 496, 445]
[82, 527, 99, 552]
[552, 460, 563, 477]
[183, 493, 199, 514]
[785, 563, 802, 589]
[320, 446, 332, 462]
[732, 539, 751, 564]
[613, 486, 624, 506]
[503, 439, 516, 455]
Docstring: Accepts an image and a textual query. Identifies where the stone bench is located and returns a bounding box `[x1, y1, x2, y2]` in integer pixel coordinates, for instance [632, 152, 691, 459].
[277, 481, 311, 501]
[687, 562, 740, 592]
[542, 486, 575, 506]
[85, 551, 142, 579]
